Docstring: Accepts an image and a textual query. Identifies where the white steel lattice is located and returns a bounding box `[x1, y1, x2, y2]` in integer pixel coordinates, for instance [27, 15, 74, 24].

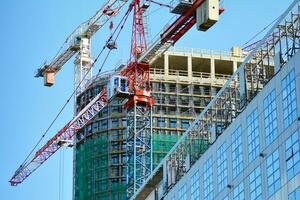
[126, 104, 153, 197]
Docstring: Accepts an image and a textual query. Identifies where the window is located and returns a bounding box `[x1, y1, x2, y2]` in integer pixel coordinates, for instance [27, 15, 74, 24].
[100, 119, 108, 130]
[285, 131, 300, 180]
[204, 158, 213, 200]
[181, 119, 190, 129]
[102, 107, 108, 115]
[169, 118, 177, 128]
[233, 182, 244, 200]
[86, 124, 92, 134]
[112, 105, 122, 113]
[191, 171, 200, 200]
[264, 89, 278, 146]
[249, 166, 262, 200]
[217, 143, 227, 192]
[232, 126, 243, 179]
[267, 149, 281, 197]
[111, 119, 119, 128]
[92, 121, 99, 133]
[282, 69, 298, 128]
[122, 118, 127, 127]
[158, 118, 165, 127]
[288, 186, 300, 200]
[247, 108, 260, 162]
[179, 184, 187, 200]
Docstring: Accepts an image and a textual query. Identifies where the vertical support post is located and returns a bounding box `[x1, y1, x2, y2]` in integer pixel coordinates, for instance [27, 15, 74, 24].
[233, 61, 237, 73]
[239, 66, 247, 110]
[210, 58, 215, 79]
[133, 103, 137, 193]
[188, 54, 192, 78]
[164, 53, 169, 76]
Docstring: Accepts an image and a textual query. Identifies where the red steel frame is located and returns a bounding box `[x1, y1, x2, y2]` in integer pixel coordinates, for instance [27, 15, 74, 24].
[10, 0, 223, 186]
[122, 0, 154, 109]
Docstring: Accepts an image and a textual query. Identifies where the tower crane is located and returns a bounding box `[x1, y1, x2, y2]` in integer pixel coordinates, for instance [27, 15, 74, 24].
[10, 1, 223, 197]
[35, 0, 128, 95]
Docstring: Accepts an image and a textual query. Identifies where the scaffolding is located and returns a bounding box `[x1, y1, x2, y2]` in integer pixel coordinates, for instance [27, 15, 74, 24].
[130, 1, 300, 199]
[74, 47, 246, 200]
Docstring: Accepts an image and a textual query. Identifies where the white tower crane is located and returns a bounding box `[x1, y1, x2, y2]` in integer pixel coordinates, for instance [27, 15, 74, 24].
[35, 0, 128, 95]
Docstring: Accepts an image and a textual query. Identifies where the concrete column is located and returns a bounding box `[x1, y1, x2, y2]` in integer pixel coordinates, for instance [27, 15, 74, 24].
[210, 58, 215, 79]
[233, 61, 238, 73]
[188, 54, 192, 77]
[164, 54, 169, 76]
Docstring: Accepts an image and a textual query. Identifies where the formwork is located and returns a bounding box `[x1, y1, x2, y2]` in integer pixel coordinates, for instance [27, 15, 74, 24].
[74, 47, 245, 200]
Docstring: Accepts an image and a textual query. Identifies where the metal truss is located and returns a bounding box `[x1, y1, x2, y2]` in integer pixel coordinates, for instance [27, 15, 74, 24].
[74, 37, 93, 96]
[35, 0, 128, 78]
[9, 89, 108, 186]
[130, 1, 300, 199]
[138, 0, 222, 65]
[126, 103, 153, 198]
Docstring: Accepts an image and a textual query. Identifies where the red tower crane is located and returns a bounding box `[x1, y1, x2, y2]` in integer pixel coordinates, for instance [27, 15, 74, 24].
[10, 1, 223, 197]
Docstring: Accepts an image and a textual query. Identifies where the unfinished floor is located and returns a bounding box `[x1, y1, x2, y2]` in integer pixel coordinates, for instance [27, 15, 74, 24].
[74, 47, 245, 200]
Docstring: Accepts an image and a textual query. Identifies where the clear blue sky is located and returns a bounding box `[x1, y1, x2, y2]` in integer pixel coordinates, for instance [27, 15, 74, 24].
[0, 0, 293, 199]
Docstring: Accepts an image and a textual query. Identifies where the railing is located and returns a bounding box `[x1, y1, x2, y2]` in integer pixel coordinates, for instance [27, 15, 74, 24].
[150, 68, 165, 75]
[130, 1, 300, 199]
[150, 68, 231, 81]
[167, 46, 249, 58]
[168, 69, 188, 76]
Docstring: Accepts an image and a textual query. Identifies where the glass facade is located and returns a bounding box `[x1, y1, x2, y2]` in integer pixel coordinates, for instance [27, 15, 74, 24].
[232, 126, 243, 179]
[267, 149, 281, 197]
[217, 143, 227, 192]
[285, 131, 300, 180]
[282, 69, 298, 128]
[178, 184, 187, 200]
[247, 108, 260, 162]
[249, 166, 262, 200]
[163, 59, 300, 200]
[191, 170, 200, 200]
[264, 89, 278, 145]
[204, 158, 213, 200]
[233, 182, 244, 200]
[288, 186, 300, 200]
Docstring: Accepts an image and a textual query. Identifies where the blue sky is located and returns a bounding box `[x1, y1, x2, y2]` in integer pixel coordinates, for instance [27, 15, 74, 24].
[0, 0, 294, 199]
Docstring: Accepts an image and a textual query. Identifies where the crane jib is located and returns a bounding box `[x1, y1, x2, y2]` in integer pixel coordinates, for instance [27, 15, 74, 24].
[10, 89, 108, 186]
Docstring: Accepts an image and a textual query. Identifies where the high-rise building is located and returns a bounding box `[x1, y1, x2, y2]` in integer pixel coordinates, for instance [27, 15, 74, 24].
[74, 47, 245, 200]
[161, 52, 300, 200]
[131, 1, 300, 200]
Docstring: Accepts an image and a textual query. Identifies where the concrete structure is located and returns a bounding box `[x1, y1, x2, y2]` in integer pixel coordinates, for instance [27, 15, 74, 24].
[74, 47, 245, 200]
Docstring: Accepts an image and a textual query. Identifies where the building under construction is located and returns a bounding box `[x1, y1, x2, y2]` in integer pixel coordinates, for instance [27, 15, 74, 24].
[11, 1, 299, 200]
[9, 0, 230, 194]
[74, 47, 245, 199]
[130, 1, 300, 200]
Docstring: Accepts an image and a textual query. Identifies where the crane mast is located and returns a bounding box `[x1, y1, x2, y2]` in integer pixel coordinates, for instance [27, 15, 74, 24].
[10, 1, 223, 196]
[122, 0, 154, 196]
